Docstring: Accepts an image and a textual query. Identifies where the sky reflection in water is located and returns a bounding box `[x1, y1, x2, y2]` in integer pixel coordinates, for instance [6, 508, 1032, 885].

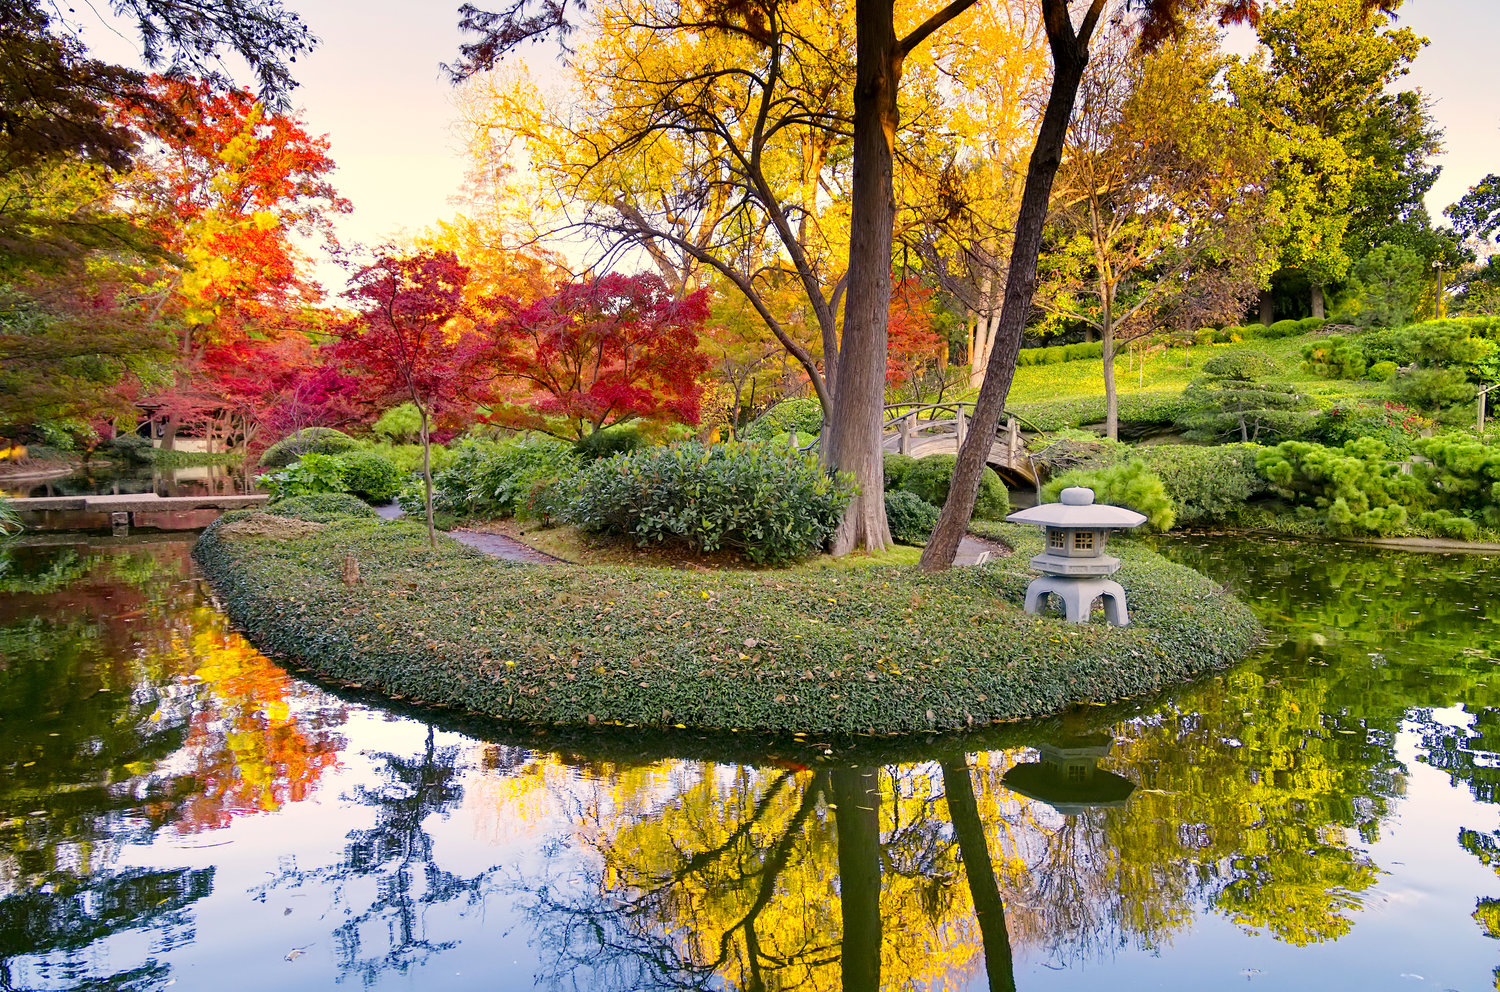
[1, 535, 1499, 990]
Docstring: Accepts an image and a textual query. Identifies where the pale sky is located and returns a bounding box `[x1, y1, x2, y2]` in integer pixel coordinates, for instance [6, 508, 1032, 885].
[79, 0, 1500, 298]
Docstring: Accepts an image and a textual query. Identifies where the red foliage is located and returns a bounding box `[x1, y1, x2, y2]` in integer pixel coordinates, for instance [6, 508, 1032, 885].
[483, 273, 710, 438]
[885, 278, 944, 387]
[334, 251, 488, 432]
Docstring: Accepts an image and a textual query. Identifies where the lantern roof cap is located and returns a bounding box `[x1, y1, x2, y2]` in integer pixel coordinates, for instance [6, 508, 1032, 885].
[1006, 487, 1147, 529]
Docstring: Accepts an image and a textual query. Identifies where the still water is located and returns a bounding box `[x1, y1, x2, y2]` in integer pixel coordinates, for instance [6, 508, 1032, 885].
[3, 462, 256, 499]
[2, 534, 1499, 991]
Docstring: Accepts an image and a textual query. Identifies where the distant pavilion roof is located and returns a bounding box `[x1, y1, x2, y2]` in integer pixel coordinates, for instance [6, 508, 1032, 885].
[1006, 486, 1146, 530]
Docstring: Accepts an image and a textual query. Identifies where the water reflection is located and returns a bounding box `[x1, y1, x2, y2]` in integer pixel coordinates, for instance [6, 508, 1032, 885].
[5, 461, 256, 499]
[3, 536, 1500, 989]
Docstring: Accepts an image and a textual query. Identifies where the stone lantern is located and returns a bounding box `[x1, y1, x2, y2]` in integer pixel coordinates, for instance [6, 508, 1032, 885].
[1005, 486, 1145, 626]
[1001, 734, 1136, 815]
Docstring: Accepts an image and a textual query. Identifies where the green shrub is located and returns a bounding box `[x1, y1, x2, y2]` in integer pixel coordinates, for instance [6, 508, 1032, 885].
[1133, 445, 1267, 525]
[882, 452, 918, 490]
[265, 493, 379, 522]
[742, 398, 824, 441]
[1413, 435, 1500, 529]
[1367, 360, 1398, 382]
[1268, 319, 1305, 339]
[575, 424, 647, 461]
[1178, 356, 1315, 443]
[1014, 392, 1195, 433]
[260, 452, 348, 499]
[1016, 341, 1103, 366]
[430, 435, 581, 518]
[104, 433, 153, 463]
[260, 427, 358, 468]
[350, 440, 456, 475]
[1042, 459, 1176, 532]
[1311, 403, 1429, 456]
[1393, 367, 1474, 410]
[1303, 335, 1367, 380]
[337, 450, 403, 503]
[898, 454, 1009, 521]
[884, 490, 939, 545]
[1255, 438, 1429, 536]
[1298, 317, 1328, 334]
[371, 403, 423, 444]
[563, 441, 855, 564]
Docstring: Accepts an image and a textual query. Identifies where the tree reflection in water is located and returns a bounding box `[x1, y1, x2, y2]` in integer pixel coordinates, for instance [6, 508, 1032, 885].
[255, 725, 498, 986]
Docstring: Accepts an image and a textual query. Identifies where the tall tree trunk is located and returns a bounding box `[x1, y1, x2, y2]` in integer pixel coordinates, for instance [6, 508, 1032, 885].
[1311, 283, 1325, 320]
[1102, 331, 1119, 441]
[940, 757, 1017, 992]
[419, 406, 436, 547]
[921, 0, 1102, 572]
[1259, 288, 1274, 326]
[832, 767, 882, 992]
[824, 0, 900, 555]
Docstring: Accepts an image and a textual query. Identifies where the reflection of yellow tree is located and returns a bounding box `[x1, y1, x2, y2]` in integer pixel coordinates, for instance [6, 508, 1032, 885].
[169, 607, 346, 832]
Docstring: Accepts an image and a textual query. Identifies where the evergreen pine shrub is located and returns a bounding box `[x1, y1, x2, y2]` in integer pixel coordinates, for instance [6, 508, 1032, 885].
[1042, 459, 1176, 532]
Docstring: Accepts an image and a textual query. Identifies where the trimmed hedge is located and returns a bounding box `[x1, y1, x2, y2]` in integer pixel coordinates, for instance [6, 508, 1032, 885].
[193, 515, 1261, 736]
[259, 427, 358, 468]
[562, 441, 856, 564]
[884, 490, 938, 545]
[899, 454, 1009, 520]
[1016, 341, 1104, 367]
[265, 493, 380, 522]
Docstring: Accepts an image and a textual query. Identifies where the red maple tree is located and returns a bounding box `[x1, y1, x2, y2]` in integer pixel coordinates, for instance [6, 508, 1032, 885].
[885, 277, 945, 392]
[336, 250, 486, 543]
[484, 273, 709, 439]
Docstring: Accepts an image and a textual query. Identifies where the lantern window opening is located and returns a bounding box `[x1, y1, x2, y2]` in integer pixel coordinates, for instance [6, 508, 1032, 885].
[1049, 529, 1066, 550]
[1074, 531, 1095, 552]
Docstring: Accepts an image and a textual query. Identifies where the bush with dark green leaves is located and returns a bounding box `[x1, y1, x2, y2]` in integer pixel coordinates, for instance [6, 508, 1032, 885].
[898, 454, 1009, 520]
[264, 493, 379, 522]
[424, 435, 581, 518]
[338, 450, 403, 504]
[1042, 459, 1176, 532]
[741, 398, 824, 441]
[1015, 392, 1195, 433]
[193, 514, 1261, 735]
[104, 433, 153, 463]
[884, 490, 939, 545]
[1310, 403, 1429, 456]
[259, 427, 358, 468]
[1016, 342, 1105, 366]
[1133, 445, 1267, 526]
[882, 453, 918, 490]
[563, 441, 856, 564]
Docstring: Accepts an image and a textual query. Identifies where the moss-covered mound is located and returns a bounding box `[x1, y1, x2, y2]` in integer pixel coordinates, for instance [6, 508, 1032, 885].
[194, 514, 1261, 737]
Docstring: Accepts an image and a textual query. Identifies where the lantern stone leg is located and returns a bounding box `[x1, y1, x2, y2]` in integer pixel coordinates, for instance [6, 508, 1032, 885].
[1023, 576, 1130, 626]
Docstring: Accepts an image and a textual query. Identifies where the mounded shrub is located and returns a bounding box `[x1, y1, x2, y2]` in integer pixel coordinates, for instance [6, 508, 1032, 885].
[259, 427, 358, 468]
[371, 403, 422, 444]
[882, 453, 918, 490]
[741, 398, 824, 442]
[884, 490, 939, 545]
[265, 493, 379, 522]
[1367, 360, 1398, 382]
[1133, 444, 1267, 526]
[426, 435, 581, 518]
[1393, 367, 1474, 410]
[1267, 319, 1304, 339]
[1042, 459, 1176, 532]
[1303, 336, 1367, 380]
[1311, 403, 1429, 456]
[563, 441, 856, 564]
[1016, 341, 1104, 367]
[1255, 438, 1428, 536]
[338, 450, 403, 504]
[898, 454, 1009, 521]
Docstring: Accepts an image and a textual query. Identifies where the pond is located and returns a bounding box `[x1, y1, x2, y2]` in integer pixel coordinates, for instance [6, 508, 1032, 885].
[1, 533, 1498, 990]
[2, 462, 256, 500]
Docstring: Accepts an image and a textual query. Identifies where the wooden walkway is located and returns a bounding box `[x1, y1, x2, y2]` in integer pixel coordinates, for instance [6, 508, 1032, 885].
[10, 493, 268, 535]
[881, 403, 1037, 486]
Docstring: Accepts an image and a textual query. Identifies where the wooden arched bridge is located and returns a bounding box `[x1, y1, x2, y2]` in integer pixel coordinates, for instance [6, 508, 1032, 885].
[881, 402, 1038, 486]
[799, 402, 1038, 486]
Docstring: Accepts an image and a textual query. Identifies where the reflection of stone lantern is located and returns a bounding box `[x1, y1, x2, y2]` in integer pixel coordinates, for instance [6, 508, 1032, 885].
[1005, 486, 1145, 626]
[1001, 734, 1136, 816]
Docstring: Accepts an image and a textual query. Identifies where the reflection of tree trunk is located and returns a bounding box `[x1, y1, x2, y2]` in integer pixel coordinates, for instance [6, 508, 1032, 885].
[832, 767, 882, 992]
[941, 757, 1016, 992]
